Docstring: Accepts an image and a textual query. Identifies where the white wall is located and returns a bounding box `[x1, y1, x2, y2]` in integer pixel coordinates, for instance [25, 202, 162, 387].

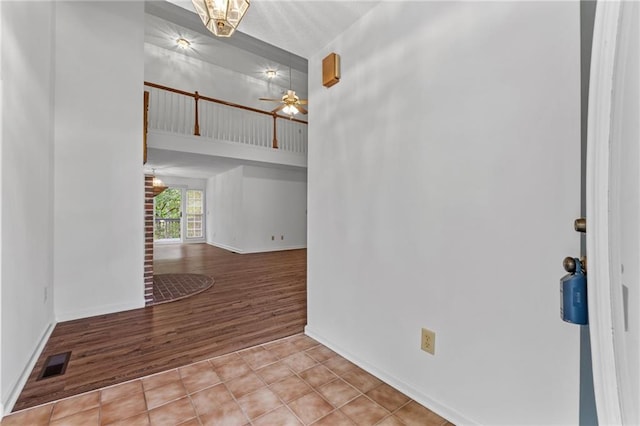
[306, 2, 581, 425]
[148, 132, 307, 169]
[145, 43, 306, 113]
[0, 2, 3, 413]
[156, 175, 206, 190]
[207, 165, 307, 253]
[242, 166, 307, 252]
[0, 1, 55, 411]
[206, 176, 215, 244]
[208, 166, 243, 251]
[53, 1, 145, 321]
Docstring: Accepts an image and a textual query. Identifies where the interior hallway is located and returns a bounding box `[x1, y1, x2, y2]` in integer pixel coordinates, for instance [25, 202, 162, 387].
[14, 244, 307, 411]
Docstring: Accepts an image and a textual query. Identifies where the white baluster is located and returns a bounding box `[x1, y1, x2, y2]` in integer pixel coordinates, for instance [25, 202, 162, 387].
[163, 91, 168, 132]
[185, 95, 190, 135]
[204, 102, 210, 137]
[170, 93, 176, 132]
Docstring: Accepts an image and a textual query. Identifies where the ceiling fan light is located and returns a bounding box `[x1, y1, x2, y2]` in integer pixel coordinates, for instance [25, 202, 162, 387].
[192, 0, 250, 38]
[283, 105, 299, 115]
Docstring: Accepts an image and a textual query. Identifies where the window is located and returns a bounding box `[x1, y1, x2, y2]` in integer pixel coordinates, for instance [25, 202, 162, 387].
[186, 190, 204, 239]
[154, 188, 182, 241]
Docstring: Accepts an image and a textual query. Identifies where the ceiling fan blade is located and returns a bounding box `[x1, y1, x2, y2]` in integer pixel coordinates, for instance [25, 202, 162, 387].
[297, 105, 308, 115]
[298, 99, 308, 105]
[259, 98, 281, 102]
[272, 104, 287, 113]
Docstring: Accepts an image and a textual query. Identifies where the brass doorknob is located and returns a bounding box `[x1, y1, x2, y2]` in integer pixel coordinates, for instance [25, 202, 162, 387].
[563, 257, 576, 273]
[563, 256, 587, 274]
[574, 218, 586, 233]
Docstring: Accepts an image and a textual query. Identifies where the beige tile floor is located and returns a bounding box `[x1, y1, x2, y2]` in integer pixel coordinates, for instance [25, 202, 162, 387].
[1, 334, 453, 426]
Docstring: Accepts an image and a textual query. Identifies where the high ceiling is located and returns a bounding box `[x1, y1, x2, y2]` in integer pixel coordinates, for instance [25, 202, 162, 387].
[166, 0, 380, 59]
[145, 0, 380, 179]
[145, 12, 309, 95]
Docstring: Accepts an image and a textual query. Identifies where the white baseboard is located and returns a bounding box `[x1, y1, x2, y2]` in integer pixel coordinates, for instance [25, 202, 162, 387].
[3, 321, 56, 416]
[304, 326, 476, 426]
[207, 241, 306, 254]
[154, 239, 206, 245]
[241, 244, 306, 254]
[206, 241, 244, 253]
[55, 300, 144, 323]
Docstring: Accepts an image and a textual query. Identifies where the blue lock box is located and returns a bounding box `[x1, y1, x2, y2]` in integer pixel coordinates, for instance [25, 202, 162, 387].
[560, 258, 588, 325]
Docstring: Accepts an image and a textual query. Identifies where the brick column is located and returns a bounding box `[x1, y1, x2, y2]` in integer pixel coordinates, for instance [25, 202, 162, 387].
[144, 175, 154, 305]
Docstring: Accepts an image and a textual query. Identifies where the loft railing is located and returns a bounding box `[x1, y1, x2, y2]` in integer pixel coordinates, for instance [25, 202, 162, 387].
[144, 82, 308, 155]
[154, 218, 181, 240]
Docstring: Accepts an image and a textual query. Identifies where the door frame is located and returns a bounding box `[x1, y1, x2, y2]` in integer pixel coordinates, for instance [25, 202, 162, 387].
[153, 186, 183, 243]
[184, 188, 206, 242]
[586, 1, 625, 423]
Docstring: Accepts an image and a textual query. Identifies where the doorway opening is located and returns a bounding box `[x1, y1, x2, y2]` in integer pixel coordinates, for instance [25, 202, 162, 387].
[154, 188, 205, 243]
[154, 188, 182, 242]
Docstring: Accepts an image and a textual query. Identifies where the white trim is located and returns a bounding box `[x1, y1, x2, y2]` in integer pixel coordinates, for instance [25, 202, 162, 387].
[154, 238, 182, 245]
[0, 29, 3, 424]
[206, 241, 244, 253]
[182, 239, 206, 244]
[2, 322, 56, 415]
[185, 188, 205, 241]
[586, 1, 623, 424]
[304, 326, 475, 425]
[238, 245, 307, 254]
[206, 241, 306, 254]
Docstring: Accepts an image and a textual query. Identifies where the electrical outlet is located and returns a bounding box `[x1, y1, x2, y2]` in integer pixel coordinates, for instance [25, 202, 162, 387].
[281, 235, 284, 240]
[421, 328, 436, 355]
[271, 235, 275, 241]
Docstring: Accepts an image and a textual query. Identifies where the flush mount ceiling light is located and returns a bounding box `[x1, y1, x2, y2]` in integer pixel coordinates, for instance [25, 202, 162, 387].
[265, 69, 277, 79]
[192, 0, 250, 38]
[176, 38, 191, 49]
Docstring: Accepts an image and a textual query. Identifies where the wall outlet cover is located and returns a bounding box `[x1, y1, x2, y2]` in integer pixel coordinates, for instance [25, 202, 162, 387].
[421, 327, 436, 355]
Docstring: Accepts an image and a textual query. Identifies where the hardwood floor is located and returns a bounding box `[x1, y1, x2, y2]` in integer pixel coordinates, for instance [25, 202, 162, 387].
[14, 244, 307, 411]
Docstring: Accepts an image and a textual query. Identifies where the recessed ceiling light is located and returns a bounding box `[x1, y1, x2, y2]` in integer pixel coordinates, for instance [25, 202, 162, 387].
[176, 38, 191, 49]
[265, 70, 277, 79]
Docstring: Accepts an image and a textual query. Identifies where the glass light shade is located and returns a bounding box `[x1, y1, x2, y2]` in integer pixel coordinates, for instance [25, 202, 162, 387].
[283, 105, 299, 115]
[152, 177, 168, 196]
[192, 0, 250, 37]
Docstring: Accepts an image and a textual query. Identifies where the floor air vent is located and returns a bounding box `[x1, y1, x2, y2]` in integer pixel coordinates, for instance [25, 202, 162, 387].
[37, 352, 71, 380]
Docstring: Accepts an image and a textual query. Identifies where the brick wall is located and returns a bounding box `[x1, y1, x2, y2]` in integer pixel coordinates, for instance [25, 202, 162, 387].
[144, 175, 154, 305]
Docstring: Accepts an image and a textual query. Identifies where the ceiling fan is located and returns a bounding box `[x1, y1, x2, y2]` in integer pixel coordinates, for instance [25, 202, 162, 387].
[259, 63, 308, 116]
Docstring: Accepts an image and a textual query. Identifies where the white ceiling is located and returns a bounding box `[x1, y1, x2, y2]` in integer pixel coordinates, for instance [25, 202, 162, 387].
[166, 1, 380, 59]
[145, 13, 309, 94]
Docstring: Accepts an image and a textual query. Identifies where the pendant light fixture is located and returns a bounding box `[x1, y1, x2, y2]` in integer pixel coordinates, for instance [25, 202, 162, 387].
[152, 170, 168, 197]
[192, 0, 250, 37]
